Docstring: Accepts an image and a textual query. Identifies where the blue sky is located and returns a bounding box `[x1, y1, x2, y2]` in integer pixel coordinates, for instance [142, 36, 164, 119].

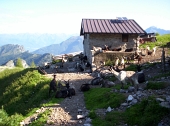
[0, 0, 169, 34]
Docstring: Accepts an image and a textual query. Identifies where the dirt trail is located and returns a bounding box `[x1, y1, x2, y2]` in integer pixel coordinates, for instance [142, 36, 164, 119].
[44, 73, 93, 126]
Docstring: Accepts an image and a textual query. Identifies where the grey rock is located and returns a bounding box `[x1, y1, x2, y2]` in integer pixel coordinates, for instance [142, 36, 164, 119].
[160, 102, 170, 108]
[77, 114, 85, 119]
[84, 124, 92, 126]
[128, 86, 135, 93]
[127, 95, 134, 102]
[156, 98, 165, 102]
[84, 117, 92, 124]
[106, 106, 112, 112]
[121, 103, 128, 107]
[136, 90, 141, 95]
[78, 109, 83, 114]
[120, 89, 126, 93]
[4, 60, 15, 67]
[166, 96, 170, 102]
[131, 99, 138, 105]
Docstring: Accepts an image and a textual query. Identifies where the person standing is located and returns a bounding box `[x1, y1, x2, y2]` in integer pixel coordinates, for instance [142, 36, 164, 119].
[49, 74, 57, 97]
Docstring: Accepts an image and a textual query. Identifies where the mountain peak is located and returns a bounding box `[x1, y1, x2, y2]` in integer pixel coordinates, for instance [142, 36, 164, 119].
[0, 44, 25, 56]
[145, 26, 170, 35]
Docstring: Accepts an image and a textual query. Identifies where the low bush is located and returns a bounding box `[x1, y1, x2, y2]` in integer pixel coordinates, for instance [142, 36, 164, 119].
[105, 59, 114, 66]
[52, 59, 62, 64]
[145, 81, 167, 90]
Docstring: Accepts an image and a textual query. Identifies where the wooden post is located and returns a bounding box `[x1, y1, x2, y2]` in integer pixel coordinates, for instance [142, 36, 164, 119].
[161, 47, 165, 71]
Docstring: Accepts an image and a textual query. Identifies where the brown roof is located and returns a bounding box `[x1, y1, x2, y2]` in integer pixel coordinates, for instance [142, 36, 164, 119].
[80, 19, 146, 35]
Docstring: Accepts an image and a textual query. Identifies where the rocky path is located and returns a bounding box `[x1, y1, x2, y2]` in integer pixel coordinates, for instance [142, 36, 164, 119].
[44, 73, 93, 126]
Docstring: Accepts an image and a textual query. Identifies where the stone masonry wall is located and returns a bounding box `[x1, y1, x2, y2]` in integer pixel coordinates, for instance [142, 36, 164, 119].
[89, 33, 138, 50]
[92, 47, 170, 68]
[93, 51, 134, 67]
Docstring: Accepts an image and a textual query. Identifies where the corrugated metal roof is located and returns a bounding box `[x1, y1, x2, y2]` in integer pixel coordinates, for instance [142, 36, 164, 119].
[80, 19, 146, 35]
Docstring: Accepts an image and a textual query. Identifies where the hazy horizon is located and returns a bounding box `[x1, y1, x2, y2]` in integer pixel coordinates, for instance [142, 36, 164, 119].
[0, 0, 170, 34]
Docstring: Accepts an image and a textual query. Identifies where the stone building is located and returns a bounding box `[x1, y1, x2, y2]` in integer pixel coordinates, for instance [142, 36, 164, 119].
[80, 18, 146, 67]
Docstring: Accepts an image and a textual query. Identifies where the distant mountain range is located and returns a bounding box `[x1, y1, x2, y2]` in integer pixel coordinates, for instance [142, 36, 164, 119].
[0, 36, 83, 66]
[0, 33, 78, 52]
[32, 36, 83, 55]
[145, 26, 170, 35]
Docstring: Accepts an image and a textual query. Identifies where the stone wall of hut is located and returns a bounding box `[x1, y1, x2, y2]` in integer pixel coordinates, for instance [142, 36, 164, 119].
[90, 47, 169, 69]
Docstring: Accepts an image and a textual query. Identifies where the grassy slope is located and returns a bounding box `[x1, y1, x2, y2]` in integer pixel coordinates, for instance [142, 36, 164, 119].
[84, 83, 170, 126]
[140, 34, 170, 49]
[0, 67, 62, 126]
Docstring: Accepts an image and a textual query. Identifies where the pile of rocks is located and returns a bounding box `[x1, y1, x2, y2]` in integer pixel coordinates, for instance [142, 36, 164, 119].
[116, 85, 170, 110]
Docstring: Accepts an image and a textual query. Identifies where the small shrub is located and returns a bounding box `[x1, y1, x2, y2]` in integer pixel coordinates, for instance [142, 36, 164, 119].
[105, 59, 114, 66]
[145, 81, 167, 90]
[16, 58, 23, 68]
[124, 64, 137, 71]
[30, 61, 36, 68]
[52, 59, 62, 64]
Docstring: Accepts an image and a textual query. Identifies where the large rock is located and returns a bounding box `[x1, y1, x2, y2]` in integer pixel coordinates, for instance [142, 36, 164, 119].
[4, 60, 15, 67]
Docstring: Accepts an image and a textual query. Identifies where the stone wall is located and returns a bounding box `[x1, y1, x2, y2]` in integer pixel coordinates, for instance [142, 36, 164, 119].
[88, 34, 137, 50]
[91, 47, 170, 68]
[92, 51, 134, 67]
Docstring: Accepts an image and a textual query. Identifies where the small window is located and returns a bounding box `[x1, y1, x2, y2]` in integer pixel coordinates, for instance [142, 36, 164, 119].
[122, 34, 128, 42]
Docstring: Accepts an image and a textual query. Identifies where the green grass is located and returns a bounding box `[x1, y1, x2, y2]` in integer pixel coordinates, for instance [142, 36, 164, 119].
[105, 59, 114, 66]
[145, 81, 168, 90]
[84, 88, 126, 110]
[124, 64, 137, 71]
[52, 59, 62, 64]
[124, 97, 170, 126]
[140, 34, 170, 49]
[0, 67, 64, 126]
[29, 109, 51, 126]
[84, 83, 170, 126]
[0, 68, 49, 115]
[84, 89, 170, 126]
[149, 71, 170, 81]
[0, 108, 23, 126]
